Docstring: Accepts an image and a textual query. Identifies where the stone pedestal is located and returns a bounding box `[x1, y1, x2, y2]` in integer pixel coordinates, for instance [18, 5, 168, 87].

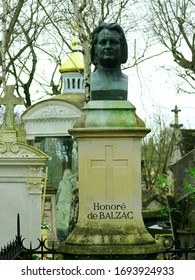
[59, 101, 163, 258]
[1, 129, 17, 142]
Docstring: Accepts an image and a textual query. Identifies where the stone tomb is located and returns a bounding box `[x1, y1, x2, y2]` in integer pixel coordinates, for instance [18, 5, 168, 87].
[22, 98, 82, 239]
[0, 85, 48, 248]
[60, 101, 163, 258]
[22, 98, 82, 140]
[0, 142, 48, 248]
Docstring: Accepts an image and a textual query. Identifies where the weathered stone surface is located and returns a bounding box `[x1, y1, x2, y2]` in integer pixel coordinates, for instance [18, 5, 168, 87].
[59, 101, 163, 256]
[22, 99, 82, 140]
[74, 100, 146, 129]
[0, 141, 48, 248]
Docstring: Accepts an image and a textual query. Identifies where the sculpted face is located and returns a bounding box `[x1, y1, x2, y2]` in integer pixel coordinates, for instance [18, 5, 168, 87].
[95, 29, 122, 68]
[90, 23, 128, 100]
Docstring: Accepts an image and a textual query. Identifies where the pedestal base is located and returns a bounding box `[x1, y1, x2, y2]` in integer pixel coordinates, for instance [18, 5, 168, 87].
[1, 130, 17, 142]
[59, 242, 163, 260]
[59, 100, 164, 259]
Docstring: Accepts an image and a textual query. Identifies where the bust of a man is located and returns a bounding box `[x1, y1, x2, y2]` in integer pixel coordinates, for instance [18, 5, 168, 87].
[90, 22, 128, 100]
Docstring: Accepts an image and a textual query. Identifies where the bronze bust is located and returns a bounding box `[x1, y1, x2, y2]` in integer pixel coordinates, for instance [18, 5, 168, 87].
[90, 22, 128, 100]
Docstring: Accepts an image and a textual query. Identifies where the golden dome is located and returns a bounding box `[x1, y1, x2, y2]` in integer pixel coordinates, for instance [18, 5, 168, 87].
[59, 38, 84, 73]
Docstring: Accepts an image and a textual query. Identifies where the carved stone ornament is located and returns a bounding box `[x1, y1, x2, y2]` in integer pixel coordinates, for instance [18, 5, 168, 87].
[22, 100, 82, 121]
[27, 181, 44, 192]
[0, 141, 47, 158]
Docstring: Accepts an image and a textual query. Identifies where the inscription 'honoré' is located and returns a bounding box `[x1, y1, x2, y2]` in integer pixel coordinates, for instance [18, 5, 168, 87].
[87, 202, 134, 220]
[93, 202, 126, 211]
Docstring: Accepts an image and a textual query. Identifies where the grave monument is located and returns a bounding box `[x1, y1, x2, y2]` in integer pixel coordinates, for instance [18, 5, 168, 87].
[0, 85, 48, 248]
[59, 23, 163, 259]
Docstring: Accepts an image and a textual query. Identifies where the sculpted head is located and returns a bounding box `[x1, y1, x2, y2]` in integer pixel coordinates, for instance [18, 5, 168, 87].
[91, 22, 128, 67]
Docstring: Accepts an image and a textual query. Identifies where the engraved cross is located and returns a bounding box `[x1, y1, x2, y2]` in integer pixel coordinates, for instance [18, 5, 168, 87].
[91, 145, 128, 200]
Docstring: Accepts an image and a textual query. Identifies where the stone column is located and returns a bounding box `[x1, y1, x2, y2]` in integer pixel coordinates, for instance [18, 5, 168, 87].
[60, 101, 163, 258]
[26, 167, 46, 248]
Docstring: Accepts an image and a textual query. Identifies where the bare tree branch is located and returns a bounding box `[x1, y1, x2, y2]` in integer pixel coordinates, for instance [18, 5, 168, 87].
[146, 0, 195, 93]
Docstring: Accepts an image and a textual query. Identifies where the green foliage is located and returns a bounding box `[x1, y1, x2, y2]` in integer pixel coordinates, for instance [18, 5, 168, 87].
[156, 168, 195, 229]
[141, 114, 172, 190]
[154, 173, 173, 206]
[157, 208, 169, 218]
[178, 167, 195, 229]
[183, 167, 195, 193]
[32, 254, 41, 260]
[156, 173, 172, 194]
[41, 221, 51, 230]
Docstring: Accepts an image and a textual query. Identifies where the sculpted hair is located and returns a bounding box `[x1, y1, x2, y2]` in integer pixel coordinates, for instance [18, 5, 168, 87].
[91, 22, 128, 65]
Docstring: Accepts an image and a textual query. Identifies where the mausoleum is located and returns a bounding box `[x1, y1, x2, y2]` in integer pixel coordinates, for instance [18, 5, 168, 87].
[0, 85, 48, 248]
[22, 37, 85, 241]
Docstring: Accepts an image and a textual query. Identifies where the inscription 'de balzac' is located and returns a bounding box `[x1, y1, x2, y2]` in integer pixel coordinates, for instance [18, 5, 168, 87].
[87, 202, 133, 220]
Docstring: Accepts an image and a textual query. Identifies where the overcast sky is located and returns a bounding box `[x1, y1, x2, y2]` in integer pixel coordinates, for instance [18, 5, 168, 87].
[125, 48, 195, 130]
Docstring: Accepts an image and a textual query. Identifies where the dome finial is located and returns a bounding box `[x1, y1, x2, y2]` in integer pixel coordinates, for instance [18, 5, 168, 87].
[72, 21, 77, 50]
[59, 20, 84, 73]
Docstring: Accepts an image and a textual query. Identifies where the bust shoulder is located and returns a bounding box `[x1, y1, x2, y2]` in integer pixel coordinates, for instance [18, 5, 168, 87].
[90, 70, 128, 100]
